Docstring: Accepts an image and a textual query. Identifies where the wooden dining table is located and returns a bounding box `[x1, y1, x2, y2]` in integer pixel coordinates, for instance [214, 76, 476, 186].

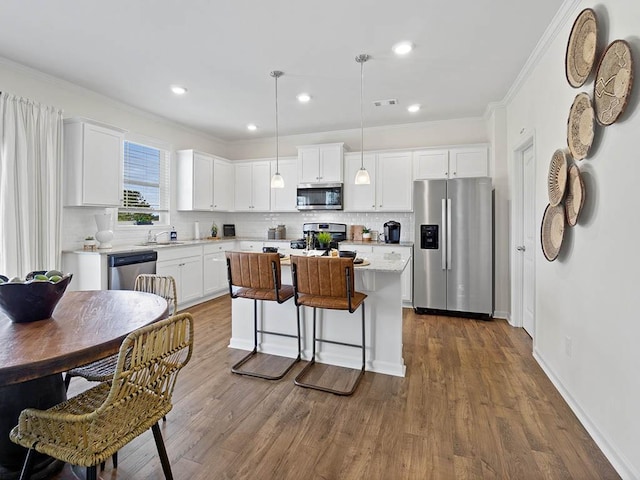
[0, 290, 168, 480]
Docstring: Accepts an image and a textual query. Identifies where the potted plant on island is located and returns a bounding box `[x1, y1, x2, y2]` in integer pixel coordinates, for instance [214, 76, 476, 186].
[83, 236, 97, 251]
[316, 232, 332, 250]
[362, 227, 372, 242]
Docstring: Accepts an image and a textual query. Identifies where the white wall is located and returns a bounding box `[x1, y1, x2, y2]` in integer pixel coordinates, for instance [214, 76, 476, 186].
[504, 0, 640, 477]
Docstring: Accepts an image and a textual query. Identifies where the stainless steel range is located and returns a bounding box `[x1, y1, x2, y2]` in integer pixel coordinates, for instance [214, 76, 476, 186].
[290, 223, 347, 250]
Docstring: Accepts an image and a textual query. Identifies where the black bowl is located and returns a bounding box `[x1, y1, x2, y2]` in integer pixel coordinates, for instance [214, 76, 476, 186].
[0, 274, 72, 323]
[339, 250, 357, 258]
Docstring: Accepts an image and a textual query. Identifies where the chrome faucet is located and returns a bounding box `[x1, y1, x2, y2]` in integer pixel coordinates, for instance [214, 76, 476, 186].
[147, 230, 170, 244]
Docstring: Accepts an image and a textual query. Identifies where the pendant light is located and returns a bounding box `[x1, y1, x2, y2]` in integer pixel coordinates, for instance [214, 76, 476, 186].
[354, 54, 371, 185]
[270, 70, 285, 189]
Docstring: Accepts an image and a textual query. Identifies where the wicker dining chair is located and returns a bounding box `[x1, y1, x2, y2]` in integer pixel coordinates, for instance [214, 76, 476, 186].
[10, 313, 194, 480]
[63, 274, 178, 389]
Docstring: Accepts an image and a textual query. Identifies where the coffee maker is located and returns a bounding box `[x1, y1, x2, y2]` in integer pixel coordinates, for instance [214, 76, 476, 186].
[383, 221, 401, 244]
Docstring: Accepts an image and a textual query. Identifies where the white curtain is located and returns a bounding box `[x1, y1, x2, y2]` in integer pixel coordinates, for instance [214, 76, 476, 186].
[0, 92, 64, 278]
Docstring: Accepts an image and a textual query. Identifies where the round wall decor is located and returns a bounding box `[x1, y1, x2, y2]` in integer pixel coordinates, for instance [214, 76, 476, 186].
[594, 39, 634, 125]
[565, 8, 598, 88]
[548, 149, 568, 206]
[565, 164, 585, 227]
[541, 204, 566, 261]
[567, 92, 595, 160]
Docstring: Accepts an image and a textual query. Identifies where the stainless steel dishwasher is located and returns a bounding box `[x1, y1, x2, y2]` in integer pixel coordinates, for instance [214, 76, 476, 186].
[107, 251, 158, 290]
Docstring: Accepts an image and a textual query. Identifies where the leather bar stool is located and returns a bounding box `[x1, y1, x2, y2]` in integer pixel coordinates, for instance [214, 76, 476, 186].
[226, 251, 300, 380]
[290, 256, 367, 396]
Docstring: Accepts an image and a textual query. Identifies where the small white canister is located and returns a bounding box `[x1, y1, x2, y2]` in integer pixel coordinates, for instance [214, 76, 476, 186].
[194, 221, 200, 240]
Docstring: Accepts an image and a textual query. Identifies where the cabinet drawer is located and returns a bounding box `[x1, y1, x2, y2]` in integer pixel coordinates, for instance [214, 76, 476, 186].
[155, 245, 203, 262]
[203, 241, 235, 255]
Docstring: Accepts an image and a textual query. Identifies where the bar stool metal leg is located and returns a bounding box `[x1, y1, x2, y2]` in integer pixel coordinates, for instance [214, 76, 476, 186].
[231, 299, 301, 380]
[294, 303, 366, 396]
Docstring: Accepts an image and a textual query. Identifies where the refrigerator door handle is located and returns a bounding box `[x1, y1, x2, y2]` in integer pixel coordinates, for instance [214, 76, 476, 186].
[447, 198, 452, 270]
[441, 199, 447, 270]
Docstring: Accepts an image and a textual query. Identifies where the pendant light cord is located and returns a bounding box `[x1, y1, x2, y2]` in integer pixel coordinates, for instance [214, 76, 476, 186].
[275, 72, 279, 173]
[360, 57, 364, 169]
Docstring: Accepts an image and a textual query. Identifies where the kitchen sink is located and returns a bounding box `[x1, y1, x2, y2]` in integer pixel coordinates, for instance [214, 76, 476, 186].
[135, 241, 185, 247]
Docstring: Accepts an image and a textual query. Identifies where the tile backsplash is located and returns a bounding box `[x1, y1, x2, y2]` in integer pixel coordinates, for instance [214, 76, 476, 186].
[62, 208, 414, 251]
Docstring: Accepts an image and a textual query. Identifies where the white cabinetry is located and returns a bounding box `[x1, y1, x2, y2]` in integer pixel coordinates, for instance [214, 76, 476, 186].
[213, 157, 234, 211]
[374, 245, 413, 304]
[298, 143, 344, 183]
[203, 242, 234, 296]
[177, 150, 233, 211]
[156, 246, 203, 306]
[344, 152, 412, 212]
[339, 243, 413, 304]
[63, 119, 125, 207]
[344, 153, 376, 211]
[413, 145, 489, 180]
[376, 152, 413, 211]
[234, 161, 271, 211]
[270, 157, 298, 211]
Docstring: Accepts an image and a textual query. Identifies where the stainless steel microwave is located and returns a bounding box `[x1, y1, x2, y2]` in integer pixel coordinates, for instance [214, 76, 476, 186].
[296, 183, 343, 210]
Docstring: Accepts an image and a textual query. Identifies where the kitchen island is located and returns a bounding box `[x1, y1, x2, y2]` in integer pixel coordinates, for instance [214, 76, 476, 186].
[229, 252, 410, 377]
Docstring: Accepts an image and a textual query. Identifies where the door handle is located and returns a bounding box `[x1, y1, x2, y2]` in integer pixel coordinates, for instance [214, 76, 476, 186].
[441, 199, 446, 270]
[447, 198, 452, 270]
[516, 245, 526, 252]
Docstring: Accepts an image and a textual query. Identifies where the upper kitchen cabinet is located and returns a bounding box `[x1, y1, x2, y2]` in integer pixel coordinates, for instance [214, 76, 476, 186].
[63, 118, 126, 207]
[176, 150, 232, 211]
[270, 157, 298, 212]
[297, 143, 345, 184]
[449, 146, 490, 178]
[413, 145, 489, 180]
[212, 157, 233, 211]
[234, 160, 271, 211]
[376, 152, 413, 211]
[344, 151, 412, 212]
[344, 152, 376, 211]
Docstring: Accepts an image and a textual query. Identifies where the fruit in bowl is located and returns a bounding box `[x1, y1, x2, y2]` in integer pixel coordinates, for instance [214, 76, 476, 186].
[0, 271, 73, 323]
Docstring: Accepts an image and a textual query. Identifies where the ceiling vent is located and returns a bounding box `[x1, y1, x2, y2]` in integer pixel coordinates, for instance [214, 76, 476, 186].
[373, 99, 398, 107]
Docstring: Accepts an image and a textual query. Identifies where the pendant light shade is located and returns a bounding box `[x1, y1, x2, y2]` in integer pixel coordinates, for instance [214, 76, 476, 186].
[354, 54, 371, 185]
[270, 70, 284, 189]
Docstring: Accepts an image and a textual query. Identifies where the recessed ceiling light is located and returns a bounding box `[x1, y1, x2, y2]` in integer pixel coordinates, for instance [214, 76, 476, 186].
[297, 93, 311, 103]
[393, 42, 413, 56]
[407, 104, 421, 113]
[170, 85, 187, 95]
[247, 124, 258, 131]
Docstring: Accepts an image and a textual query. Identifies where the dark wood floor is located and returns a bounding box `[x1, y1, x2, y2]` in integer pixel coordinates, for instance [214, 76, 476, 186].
[57, 295, 619, 479]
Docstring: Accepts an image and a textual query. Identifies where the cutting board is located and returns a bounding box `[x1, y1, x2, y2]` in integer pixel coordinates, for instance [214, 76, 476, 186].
[351, 225, 364, 241]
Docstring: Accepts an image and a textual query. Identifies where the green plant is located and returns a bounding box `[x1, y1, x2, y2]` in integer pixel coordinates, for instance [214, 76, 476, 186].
[316, 232, 332, 246]
[84, 236, 94, 241]
[362, 227, 371, 234]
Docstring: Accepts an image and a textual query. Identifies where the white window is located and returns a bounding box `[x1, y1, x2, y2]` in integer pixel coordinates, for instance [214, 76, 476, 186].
[118, 139, 170, 226]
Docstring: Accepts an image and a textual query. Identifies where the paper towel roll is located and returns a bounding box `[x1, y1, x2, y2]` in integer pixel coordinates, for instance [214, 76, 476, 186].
[194, 221, 200, 240]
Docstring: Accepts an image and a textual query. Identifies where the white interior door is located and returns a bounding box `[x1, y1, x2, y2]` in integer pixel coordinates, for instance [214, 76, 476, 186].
[521, 145, 536, 337]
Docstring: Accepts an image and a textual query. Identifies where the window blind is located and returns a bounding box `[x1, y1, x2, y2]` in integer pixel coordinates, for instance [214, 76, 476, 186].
[119, 141, 170, 224]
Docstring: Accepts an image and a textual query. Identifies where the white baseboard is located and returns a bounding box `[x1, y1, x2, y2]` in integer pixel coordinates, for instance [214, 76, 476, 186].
[533, 348, 638, 480]
[493, 310, 510, 321]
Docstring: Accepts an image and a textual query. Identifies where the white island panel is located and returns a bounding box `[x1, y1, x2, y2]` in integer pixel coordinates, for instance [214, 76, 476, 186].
[229, 256, 409, 377]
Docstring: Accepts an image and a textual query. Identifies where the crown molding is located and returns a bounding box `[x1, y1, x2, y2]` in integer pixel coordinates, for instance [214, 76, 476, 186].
[484, 0, 582, 121]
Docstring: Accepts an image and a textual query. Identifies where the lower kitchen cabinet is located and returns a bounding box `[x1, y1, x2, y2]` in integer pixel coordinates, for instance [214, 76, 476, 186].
[340, 243, 413, 304]
[156, 246, 203, 305]
[203, 242, 234, 296]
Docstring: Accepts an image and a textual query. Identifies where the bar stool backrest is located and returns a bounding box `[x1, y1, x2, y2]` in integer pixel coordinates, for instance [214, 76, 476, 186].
[226, 251, 282, 290]
[290, 256, 355, 298]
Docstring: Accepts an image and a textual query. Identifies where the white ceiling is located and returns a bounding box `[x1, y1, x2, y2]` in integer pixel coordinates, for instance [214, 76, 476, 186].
[0, 1, 563, 142]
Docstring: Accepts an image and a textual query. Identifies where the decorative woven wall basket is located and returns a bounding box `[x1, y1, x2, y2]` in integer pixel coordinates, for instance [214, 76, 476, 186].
[566, 8, 598, 88]
[565, 164, 586, 227]
[548, 149, 569, 206]
[541, 204, 566, 261]
[594, 39, 634, 125]
[567, 92, 595, 160]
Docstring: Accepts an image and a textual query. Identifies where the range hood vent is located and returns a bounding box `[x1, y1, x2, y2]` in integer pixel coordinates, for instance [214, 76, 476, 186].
[373, 99, 398, 107]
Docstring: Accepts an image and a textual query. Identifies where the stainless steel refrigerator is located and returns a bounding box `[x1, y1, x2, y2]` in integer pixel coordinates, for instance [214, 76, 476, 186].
[413, 178, 493, 317]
